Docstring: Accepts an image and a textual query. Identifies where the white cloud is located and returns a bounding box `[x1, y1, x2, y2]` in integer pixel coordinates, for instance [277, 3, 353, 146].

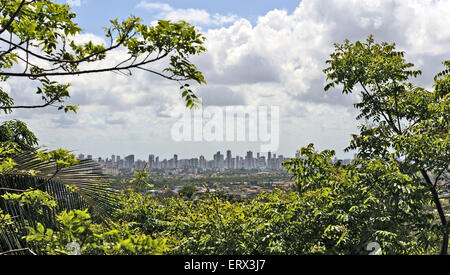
[66, 0, 82, 7]
[136, 1, 238, 26]
[136, 2, 172, 12]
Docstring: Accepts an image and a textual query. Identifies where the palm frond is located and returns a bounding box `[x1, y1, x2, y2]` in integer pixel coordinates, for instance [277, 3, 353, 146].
[0, 151, 120, 254]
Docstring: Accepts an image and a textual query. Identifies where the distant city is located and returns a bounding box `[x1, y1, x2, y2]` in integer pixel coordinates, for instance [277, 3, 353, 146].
[77, 150, 356, 175]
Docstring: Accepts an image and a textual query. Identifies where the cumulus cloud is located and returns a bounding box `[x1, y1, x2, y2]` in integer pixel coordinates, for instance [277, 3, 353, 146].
[197, 0, 450, 107]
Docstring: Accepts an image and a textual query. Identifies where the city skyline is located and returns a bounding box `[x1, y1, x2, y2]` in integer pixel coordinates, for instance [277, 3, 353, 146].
[78, 149, 294, 163]
[78, 149, 294, 171]
[78, 148, 356, 175]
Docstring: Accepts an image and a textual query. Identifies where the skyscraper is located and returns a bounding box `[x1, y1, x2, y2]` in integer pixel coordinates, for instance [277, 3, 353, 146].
[213, 151, 224, 169]
[199, 155, 206, 169]
[148, 154, 154, 169]
[124, 155, 135, 169]
[246, 151, 254, 169]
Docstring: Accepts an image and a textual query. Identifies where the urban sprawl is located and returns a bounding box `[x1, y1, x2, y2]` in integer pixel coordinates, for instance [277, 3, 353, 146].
[77, 150, 355, 176]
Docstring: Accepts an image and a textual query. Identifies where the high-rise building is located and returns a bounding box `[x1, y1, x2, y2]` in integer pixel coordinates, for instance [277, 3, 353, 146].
[148, 154, 155, 169]
[226, 150, 232, 169]
[135, 159, 145, 170]
[237, 156, 244, 169]
[199, 155, 206, 169]
[124, 155, 135, 169]
[257, 155, 266, 168]
[245, 151, 254, 169]
[213, 151, 224, 169]
[190, 158, 199, 169]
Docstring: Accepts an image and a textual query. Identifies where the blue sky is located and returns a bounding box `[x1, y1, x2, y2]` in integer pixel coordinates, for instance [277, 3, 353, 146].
[68, 0, 300, 35]
[5, 0, 450, 161]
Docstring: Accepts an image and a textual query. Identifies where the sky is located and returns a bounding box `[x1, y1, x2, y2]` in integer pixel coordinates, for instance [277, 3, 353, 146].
[67, 0, 301, 34]
[3, 0, 450, 161]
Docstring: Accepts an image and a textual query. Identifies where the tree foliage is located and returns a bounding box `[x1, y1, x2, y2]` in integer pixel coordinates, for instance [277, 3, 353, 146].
[283, 144, 437, 254]
[0, 0, 206, 111]
[323, 35, 449, 254]
[0, 120, 38, 151]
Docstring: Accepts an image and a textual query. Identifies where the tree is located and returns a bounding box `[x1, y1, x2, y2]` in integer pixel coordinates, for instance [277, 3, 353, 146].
[0, 119, 37, 151]
[323, 35, 449, 254]
[0, 0, 206, 111]
[179, 184, 197, 200]
[283, 144, 436, 254]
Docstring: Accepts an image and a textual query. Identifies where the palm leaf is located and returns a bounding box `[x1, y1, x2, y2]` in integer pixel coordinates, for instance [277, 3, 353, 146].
[0, 151, 119, 254]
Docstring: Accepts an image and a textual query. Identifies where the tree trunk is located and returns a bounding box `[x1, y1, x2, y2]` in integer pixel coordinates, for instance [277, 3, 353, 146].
[442, 232, 449, 255]
[421, 169, 448, 255]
